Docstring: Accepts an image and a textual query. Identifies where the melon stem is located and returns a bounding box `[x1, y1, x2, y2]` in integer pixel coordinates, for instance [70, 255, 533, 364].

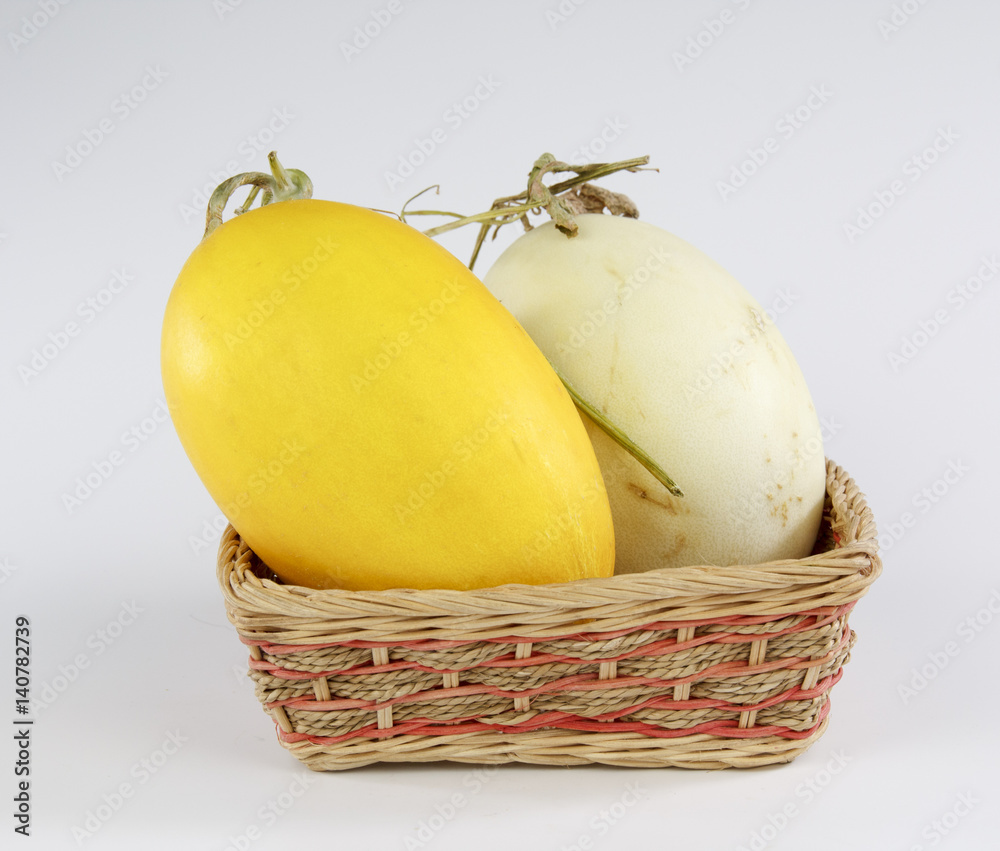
[405, 153, 653, 271]
[552, 365, 683, 498]
[203, 151, 313, 239]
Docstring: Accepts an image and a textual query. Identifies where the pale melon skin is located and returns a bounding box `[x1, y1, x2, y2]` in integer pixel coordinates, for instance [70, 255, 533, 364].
[483, 214, 826, 573]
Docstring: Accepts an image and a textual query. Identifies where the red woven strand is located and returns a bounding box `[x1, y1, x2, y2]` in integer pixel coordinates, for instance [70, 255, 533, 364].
[246, 604, 853, 681]
[274, 697, 834, 747]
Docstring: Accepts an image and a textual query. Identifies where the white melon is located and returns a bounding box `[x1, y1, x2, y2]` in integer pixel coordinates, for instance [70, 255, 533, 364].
[483, 214, 826, 573]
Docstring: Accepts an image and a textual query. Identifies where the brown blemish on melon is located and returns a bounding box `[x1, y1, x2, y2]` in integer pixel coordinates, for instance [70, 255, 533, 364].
[662, 533, 687, 561]
[627, 482, 678, 515]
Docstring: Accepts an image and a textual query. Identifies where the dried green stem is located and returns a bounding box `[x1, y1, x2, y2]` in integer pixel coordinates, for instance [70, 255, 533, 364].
[204, 151, 313, 239]
[406, 154, 653, 270]
[553, 366, 683, 498]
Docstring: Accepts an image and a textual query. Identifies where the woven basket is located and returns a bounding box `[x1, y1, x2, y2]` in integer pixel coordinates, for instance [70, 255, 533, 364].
[217, 459, 880, 770]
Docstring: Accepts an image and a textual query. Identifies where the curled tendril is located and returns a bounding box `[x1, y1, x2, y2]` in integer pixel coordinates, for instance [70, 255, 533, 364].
[203, 151, 313, 239]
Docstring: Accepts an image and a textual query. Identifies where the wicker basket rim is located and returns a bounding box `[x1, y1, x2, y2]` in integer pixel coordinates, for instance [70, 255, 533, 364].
[217, 458, 880, 621]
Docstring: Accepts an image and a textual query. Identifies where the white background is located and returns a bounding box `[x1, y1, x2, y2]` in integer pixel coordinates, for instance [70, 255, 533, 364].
[2, 0, 998, 848]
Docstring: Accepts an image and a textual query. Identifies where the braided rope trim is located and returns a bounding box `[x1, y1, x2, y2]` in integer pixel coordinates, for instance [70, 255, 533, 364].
[244, 605, 852, 679]
[266, 664, 843, 736]
[275, 693, 835, 747]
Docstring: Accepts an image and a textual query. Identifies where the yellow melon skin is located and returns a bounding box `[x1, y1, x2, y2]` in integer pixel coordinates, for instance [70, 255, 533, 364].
[161, 199, 614, 591]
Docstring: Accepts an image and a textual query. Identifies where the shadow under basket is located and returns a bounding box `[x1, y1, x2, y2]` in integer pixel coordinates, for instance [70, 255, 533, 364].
[217, 459, 881, 770]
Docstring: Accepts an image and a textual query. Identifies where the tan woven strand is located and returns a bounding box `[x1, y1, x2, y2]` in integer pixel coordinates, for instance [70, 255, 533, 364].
[271, 705, 293, 735]
[313, 676, 331, 702]
[287, 720, 831, 771]
[739, 639, 769, 729]
[598, 661, 617, 680]
[673, 627, 696, 701]
[220, 460, 880, 770]
[513, 643, 533, 712]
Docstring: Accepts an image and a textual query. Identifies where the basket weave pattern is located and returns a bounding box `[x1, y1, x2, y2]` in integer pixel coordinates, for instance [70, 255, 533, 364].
[218, 460, 880, 770]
